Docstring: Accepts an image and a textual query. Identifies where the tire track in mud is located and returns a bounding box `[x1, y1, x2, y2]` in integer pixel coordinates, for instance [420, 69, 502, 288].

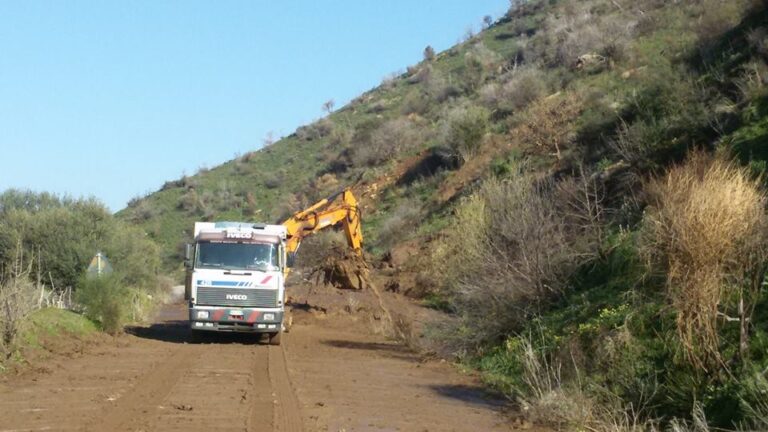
[268, 343, 304, 432]
[246, 344, 274, 431]
[84, 345, 199, 432]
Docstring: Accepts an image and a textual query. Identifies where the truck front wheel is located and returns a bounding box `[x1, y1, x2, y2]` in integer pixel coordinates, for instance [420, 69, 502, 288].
[268, 331, 282, 346]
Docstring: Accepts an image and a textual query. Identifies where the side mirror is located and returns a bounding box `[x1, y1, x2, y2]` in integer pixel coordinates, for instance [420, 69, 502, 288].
[184, 244, 193, 268]
[286, 252, 296, 268]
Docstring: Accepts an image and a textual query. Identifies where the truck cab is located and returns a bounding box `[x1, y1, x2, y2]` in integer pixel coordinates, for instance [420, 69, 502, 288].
[185, 221, 287, 345]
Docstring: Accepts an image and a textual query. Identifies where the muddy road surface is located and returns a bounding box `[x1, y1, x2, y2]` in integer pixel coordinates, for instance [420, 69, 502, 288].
[0, 303, 518, 432]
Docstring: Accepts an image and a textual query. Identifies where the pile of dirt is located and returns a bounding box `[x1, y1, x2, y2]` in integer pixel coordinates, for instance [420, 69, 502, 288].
[311, 246, 372, 291]
[310, 247, 395, 332]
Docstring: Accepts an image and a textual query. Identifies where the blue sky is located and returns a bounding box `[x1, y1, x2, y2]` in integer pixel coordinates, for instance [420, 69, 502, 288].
[0, 1, 507, 212]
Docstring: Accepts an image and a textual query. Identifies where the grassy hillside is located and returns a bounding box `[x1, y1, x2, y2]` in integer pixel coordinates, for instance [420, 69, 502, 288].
[120, 0, 768, 428]
[120, 0, 768, 271]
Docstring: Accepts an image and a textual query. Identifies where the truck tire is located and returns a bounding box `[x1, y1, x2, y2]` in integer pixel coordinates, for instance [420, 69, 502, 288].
[268, 331, 282, 346]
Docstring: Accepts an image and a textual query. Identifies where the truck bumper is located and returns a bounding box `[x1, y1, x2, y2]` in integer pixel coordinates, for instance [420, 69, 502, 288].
[189, 305, 283, 333]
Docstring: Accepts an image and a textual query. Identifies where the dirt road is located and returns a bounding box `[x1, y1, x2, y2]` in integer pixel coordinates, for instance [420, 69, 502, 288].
[0, 303, 518, 432]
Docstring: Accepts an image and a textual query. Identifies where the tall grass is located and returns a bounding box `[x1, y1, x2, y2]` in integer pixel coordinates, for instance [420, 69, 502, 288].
[643, 151, 768, 370]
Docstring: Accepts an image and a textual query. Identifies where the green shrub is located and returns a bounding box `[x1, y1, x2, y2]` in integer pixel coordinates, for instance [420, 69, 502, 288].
[0, 191, 162, 336]
[481, 66, 550, 114]
[352, 118, 427, 167]
[375, 199, 423, 250]
[441, 104, 490, 161]
[76, 275, 131, 334]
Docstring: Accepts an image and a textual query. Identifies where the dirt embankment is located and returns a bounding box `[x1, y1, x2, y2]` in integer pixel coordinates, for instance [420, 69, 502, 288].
[0, 285, 525, 432]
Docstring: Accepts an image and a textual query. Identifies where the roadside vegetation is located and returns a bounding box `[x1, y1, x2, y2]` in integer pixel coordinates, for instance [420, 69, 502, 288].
[118, 0, 768, 429]
[0, 190, 164, 365]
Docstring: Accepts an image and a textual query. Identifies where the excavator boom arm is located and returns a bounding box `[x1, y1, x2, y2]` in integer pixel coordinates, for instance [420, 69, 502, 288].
[281, 188, 363, 258]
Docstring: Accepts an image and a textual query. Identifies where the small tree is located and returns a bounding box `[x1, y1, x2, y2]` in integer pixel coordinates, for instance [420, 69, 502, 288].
[482, 15, 493, 29]
[262, 131, 275, 147]
[423, 45, 436, 62]
[322, 99, 335, 115]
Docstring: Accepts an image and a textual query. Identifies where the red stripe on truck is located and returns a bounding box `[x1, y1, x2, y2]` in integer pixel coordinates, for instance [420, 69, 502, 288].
[212, 309, 226, 321]
[260, 275, 272, 285]
[247, 311, 260, 323]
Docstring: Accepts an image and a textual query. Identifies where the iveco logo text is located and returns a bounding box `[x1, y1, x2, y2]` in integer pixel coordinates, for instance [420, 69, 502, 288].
[226, 294, 248, 300]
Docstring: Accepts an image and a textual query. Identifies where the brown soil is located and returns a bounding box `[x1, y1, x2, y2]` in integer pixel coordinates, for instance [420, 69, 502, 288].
[0, 287, 526, 432]
[311, 247, 373, 292]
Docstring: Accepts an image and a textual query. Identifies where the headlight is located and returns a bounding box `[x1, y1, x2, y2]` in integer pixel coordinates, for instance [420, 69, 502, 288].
[197, 311, 209, 319]
[263, 313, 275, 321]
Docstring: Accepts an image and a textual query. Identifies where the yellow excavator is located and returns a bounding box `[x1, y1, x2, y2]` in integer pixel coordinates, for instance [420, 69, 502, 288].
[280, 187, 363, 275]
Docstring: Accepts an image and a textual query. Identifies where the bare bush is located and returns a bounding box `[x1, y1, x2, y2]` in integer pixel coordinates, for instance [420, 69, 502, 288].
[296, 118, 333, 141]
[309, 173, 340, 201]
[642, 151, 768, 370]
[0, 271, 37, 358]
[516, 92, 582, 159]
[434, 165, 603, 350]
[406, 64, 432, 85]
[424, 69, 461, 103]
[479, 82, 504, 109]
[481, 66, 549, 113]
[178, 189, 200, 213]
[329, 124, 353, 148]
[381, 71, 402, 90]
[352, 118, 426, 167]
[400, 90, 430, 115]
[0, 246, 39, 357]
[376, 200, 423, 250]
[127, 199, 157, 223]
[538, 2, 635, 66]
[263, 173, 282, 189]
[272, 192, 306, 223]
[501, 66, 549, 111]
[462, 43, 502, 90]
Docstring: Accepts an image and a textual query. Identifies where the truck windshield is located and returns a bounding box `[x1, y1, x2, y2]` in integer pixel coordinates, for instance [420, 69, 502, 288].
[195, 242, 279, 271]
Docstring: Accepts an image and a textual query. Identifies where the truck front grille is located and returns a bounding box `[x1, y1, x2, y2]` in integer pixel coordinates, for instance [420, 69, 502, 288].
[196, 287, 279, 308]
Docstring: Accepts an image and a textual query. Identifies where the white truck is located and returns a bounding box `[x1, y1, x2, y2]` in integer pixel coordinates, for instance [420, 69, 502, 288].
[184, 221, 287, 345]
